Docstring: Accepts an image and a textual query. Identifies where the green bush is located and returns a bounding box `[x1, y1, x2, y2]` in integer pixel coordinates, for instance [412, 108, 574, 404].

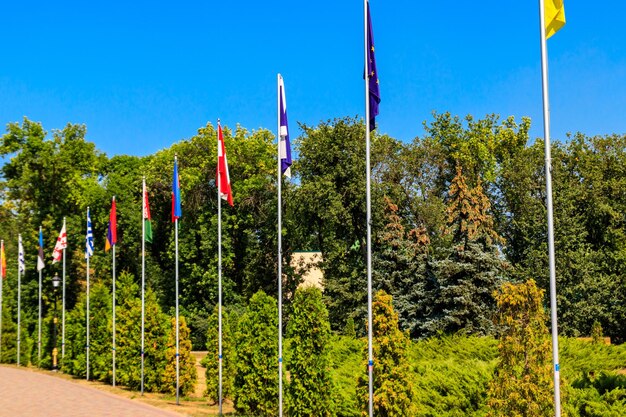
[204, 304, 236, 403]
[163, 315, 197, 396]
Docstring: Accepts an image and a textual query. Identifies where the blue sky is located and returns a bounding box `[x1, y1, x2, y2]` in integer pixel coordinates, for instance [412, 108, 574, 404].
[1, 1, 624, 156]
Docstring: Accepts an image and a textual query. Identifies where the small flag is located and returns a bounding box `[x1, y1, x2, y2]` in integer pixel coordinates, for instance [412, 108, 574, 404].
[86, 208, 94, 259]
[37, 228, 45, 272]
[52, 221, 67, 264]
[172, 157, 182, 222]
[1, 240, 6, 279]
[217, 122, 234, 206]
[105, 198, 117, 252]
[278, 74, 292, 178]
[366, 1, 380, 131]
[143, 179, 153, 243]
[545, 0, 566, 39]
[18, 235, 25, 273]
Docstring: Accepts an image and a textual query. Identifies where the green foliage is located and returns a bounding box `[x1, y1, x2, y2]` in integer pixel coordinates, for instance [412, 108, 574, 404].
[591, 321, 604, 345]
[487, 280, 553, 417]
[286, 286, 335, 416]
[357, 290, 414, 417]
[234, 290, 278, 417]
[203, 304, 236, 403]
[163, 315, 197, 396]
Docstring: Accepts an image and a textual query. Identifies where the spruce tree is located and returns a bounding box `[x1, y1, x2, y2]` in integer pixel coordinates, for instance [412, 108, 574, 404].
[287, 286, 335, 417]
[357, 290, 414, 417]
[163, 315, 197, 396]
[234, 290, 278, 417]
[204, 304, 236, 403]
[487, 279, 553, 417]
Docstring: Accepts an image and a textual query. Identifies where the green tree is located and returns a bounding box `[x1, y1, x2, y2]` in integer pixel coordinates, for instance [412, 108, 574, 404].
[487, 280, 553, 417]
[357, 290, 414, 417]
[203, 304, 236, 403]
[287, 286, 335, 417]
[163, 315, 197, 396]
[234, 290, 278, 416]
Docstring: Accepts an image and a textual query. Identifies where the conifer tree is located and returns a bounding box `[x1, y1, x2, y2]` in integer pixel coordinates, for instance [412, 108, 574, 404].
[204, 304, 236, 403]
[487, 279, 553, 417]
[287, 286, 335, 417]
[357, 290, 414, 417]
[163, 315, 197, 396]
[88, 281, 113, 382]
[234, 290, 278, 417]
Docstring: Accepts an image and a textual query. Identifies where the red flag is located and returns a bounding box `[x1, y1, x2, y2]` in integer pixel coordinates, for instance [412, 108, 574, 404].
[106, 197, 117, 251]
[1, 240, 6, 279]
[217, 122, 234, 206]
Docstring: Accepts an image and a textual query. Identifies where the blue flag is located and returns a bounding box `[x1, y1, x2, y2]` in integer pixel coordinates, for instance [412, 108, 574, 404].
[86, 208, 94, 259]
[37, 228, 45, 271]
[366, 1, 380, 131]
[278, 74, 292, 177]
[172, 157, 182, 221]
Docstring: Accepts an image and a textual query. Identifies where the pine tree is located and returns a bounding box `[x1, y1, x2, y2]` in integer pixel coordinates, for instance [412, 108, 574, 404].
[204, 304, 236, 403]
[357, 290, 414, 417]
[287, 286, 335, 417]
[163, 315, 197, 396]
[487, 279, 553, 417]
[234, 290, 279, 417]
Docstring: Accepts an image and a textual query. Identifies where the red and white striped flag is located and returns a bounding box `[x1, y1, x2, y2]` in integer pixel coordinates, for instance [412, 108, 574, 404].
[217, 122, 234, 206]
[52, 221, 67, 263]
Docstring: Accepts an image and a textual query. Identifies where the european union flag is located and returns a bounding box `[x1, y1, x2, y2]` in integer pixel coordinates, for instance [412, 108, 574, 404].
[366, 1, 380, 131]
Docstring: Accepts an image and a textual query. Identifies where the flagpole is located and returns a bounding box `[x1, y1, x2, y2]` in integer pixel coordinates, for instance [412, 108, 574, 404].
[217, 122, 224, 416]
[275, 75, 284, 417]
[175, 156, 180, 406]
[38, 226, 43, 367]
[62, 217, 66, 362]
[17, 235, 21, 366]
[86, 208, 91, 381]
[364, 1, 374, 416]
[141, 177, 146, 396]
[539, 1, 561, 415]
[112, 197, 117, 387]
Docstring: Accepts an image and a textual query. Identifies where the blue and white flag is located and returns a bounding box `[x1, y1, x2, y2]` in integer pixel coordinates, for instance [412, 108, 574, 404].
[278, 74, 292, 178]
[18, 234, 25, 273]
[37, 228, 45, 272]
[86, 208, 94, 259]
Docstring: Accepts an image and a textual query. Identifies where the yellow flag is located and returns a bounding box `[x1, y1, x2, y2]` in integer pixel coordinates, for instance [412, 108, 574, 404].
[545, 0, 566, 38]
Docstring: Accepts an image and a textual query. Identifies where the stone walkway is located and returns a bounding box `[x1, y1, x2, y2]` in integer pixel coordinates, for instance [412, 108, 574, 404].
[0, 366, 184, 417]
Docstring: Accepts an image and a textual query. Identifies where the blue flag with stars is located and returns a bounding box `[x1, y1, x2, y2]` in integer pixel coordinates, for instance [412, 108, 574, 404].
[366, 1, 380, 131]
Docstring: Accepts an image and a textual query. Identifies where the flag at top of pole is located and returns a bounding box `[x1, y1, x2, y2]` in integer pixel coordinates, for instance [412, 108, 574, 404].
[278, 75, 292, 178]
[172, 157, 182, 222]
[1, 240, 6, 279]
[86, 208, 94, 259]
[366, 1, 380, 131]
[217, 123, 234, 206]
[545, 0, 566, 38]
[18, 235, 25, 273]
[37, 228, 45, 272]
[144, 180, 153, 243]
[105, 198, 117, 252]
[52, 221, 67, 263]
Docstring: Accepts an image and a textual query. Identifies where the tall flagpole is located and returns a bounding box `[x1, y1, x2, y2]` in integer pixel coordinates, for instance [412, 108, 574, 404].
[17, 235, 22, 366]
[38, 225, 43, 367]
[276, 75, 284, 417]
[539, 1, 561, 415]
[86, 208, 91, 381]
[112, 197, 117, 387]
[175, 156, 180, 406]
[217, 122, 224, 416]
[62, 217, 66, 361]
[141, 178, 146, 395]
[364, 1, 374, 416]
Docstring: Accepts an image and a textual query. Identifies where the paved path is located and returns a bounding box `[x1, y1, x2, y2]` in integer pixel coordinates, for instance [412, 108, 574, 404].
[0, 366, 183, 417]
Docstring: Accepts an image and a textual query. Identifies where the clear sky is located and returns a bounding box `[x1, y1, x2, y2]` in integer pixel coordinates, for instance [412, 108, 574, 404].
[1, 1, 624, 156]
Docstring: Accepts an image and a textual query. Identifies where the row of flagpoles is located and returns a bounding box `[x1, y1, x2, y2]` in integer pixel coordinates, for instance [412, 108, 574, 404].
[0, 1, 566, 416]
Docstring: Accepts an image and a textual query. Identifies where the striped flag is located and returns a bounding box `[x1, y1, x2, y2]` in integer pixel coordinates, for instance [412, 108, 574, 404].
[37, 228, 45, 272]
[278, 74, 292, 178]
[86, 208, 94, 258]
[172, 157, 182, 222]
[143, 179, 153, 243]
[1, 240, 6, 279]
[52, 221, 67, 263]
[217, 122, 234, 206]
[18, 235, 25, 273]
[105, 198, 117, 252]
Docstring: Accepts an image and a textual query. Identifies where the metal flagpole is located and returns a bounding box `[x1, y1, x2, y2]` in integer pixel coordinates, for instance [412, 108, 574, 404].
[17, 235, 22, 366]
[38, 226, 43, 367]
[86, 208, 91, 381]
[364, 1, 374, 416]
[539, 1, 561, 415]
[217, 121, 223, 416]
[175, 156, 180, 406]
[141, 177, 146, 395]
[276, 75, 284, 417]
[112, 197, 117, 387]
[62, 217, 66, 361]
